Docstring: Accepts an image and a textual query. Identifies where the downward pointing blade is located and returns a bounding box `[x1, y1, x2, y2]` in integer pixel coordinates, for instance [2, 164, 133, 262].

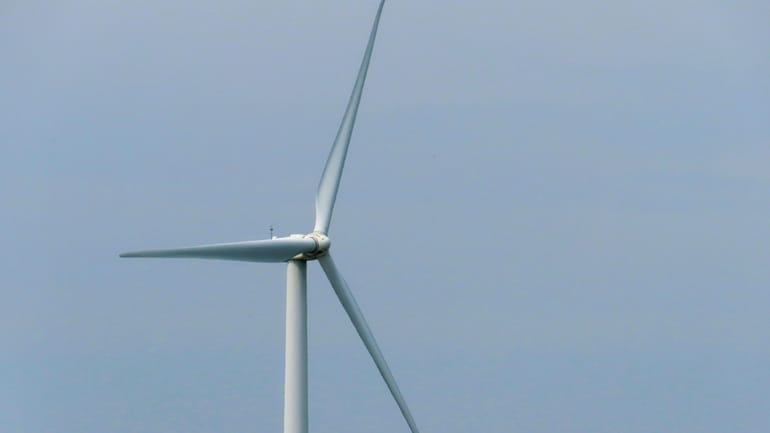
[318, 254, 420, 433]
[119, 237, 317, 263]
[314, 0, 387, 235]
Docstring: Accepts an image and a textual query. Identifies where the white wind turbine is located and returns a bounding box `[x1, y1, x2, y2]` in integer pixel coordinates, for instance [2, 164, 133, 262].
[120, 1, 420, 433]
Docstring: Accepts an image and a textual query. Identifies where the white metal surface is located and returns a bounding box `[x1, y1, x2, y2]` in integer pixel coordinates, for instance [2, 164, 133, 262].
[284, 260, 308, 433]
[319, 254, 421, 433]
[120, 237, 317, 263]
[313, 0, 386, 235]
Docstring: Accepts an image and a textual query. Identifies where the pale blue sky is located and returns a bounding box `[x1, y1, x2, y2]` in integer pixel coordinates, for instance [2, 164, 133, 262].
[2, 1, 769, 432]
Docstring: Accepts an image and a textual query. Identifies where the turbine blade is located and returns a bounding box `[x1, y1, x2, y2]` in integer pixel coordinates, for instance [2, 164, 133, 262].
[318, 254, 420, 433]
[314, 0, 387, 235]
[119, 237, 317, 263]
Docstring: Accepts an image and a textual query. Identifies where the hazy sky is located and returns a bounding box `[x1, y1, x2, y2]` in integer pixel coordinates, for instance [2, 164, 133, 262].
[2, 1, 769, 432]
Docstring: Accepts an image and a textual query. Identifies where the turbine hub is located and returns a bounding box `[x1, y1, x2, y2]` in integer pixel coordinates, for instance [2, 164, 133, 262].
[292, 232, 331, 260]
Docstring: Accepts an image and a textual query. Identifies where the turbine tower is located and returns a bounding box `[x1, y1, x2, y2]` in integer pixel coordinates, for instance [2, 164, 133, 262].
[120, 1, 420, 432]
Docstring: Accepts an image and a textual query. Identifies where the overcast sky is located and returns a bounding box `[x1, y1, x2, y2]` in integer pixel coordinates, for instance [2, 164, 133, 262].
[2, 1, 769, 432]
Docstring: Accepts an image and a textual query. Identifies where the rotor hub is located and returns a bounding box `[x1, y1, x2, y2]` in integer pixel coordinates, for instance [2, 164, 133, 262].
[292, 232, 331, 260]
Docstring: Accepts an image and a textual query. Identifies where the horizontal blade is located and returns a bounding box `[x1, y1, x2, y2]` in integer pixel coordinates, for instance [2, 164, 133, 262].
[318, 254, 420, 433]
[313, 0, 387, 235]
[120, 237, 317, 263]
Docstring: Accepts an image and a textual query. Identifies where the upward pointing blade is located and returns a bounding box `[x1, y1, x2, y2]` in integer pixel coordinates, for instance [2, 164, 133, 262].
[314, 0, 387, 235]
[318, 254, 421, 433]
[119, 237, 317, 263]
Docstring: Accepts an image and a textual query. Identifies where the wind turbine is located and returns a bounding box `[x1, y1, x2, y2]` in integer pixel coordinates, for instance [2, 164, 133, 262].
[120, 1, 421, 433]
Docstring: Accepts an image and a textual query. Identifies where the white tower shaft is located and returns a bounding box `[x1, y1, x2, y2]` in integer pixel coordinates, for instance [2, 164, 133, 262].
[284, 260, 308, 433]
